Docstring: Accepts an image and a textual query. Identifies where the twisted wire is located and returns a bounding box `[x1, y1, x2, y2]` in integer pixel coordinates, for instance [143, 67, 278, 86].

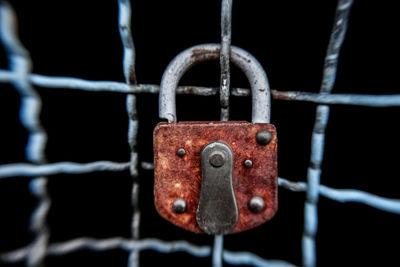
[1, 161, 399, 216]
[0, 1, 399, 267]
[0, 2, 50, 266]
[219, 0, 232, 121]
[302, 1, 354, 266]
[0, 237, 296, 267]
[0, 161, 130, 178]
[118, 0, 140, 266]
[211, 0, 234, 266]
[1, 70, 400, 107]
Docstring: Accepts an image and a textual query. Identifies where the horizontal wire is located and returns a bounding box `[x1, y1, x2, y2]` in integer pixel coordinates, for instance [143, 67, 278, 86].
[273, 90, 400, 107]
[142, 162, 400, 215]
[0, 237, 295, 267]
[1, 70, 400, 107]
[223, 250, 296, 267]
[0, 70, 241, 95]
[0, 161, 398, 215]
[0, 161, 130, 178]
[318, 184, 400, 214]
[140, 161, 154, 170]
[278, 177, 400, 214]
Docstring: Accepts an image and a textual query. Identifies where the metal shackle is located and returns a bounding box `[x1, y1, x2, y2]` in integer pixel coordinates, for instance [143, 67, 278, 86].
[159, 44, 271, 123]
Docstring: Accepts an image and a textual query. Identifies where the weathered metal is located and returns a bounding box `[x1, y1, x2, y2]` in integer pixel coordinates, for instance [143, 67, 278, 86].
[155, 43, 277, 234]
[159, 44, 271, 124]
[153, 121, 278, 233]
[219, 0, 233, 121]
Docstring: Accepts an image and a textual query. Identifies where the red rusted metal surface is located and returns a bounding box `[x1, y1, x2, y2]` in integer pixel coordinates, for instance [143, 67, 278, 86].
[153, 121, 277, 234]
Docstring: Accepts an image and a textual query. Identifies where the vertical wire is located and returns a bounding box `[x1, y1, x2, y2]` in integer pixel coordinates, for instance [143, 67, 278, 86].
[0, 2, 50, 267]
[212, 235, 224, 267]
[219, 0, 232, 121]
[302, 1, 354, 266]
[213, 0, 233, 266]
[117, 0, 140, 266]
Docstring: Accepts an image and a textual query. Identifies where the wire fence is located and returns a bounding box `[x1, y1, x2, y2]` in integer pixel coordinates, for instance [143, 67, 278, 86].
[0, 0, 399, 266]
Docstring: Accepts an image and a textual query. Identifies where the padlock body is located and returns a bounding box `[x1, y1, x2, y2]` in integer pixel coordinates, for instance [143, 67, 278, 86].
[153, 121, 278, 234]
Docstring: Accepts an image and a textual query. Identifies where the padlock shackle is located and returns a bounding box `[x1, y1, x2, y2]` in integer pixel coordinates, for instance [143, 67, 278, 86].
[159, 44, 271, 123]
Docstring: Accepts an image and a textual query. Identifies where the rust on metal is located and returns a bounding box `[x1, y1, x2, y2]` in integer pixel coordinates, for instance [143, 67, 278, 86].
[191, 47, 220, 60]
[153, 121, 278, 234]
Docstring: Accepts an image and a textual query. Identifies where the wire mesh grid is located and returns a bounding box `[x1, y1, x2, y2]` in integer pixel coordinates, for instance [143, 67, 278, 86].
[0, 0, 399, 266]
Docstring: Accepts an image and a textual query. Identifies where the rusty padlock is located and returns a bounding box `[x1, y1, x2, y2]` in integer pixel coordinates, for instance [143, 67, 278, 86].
[154, 44, 277, 235]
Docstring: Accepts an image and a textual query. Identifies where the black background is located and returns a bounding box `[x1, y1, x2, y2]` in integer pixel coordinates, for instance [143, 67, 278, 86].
[0, 0, 399, 266]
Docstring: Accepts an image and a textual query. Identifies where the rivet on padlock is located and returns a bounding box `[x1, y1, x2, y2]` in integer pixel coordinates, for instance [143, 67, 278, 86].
[154, 44, 278, 234]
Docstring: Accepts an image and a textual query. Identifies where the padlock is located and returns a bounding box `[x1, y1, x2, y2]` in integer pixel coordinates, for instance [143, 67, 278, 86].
[154, 44, 277, 235]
